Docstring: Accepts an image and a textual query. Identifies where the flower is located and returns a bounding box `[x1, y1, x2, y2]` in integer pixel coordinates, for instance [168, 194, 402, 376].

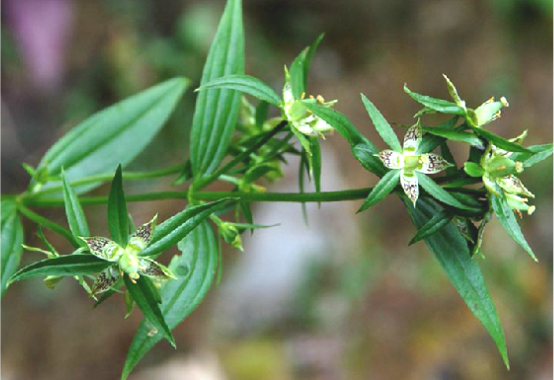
[282, 68, 337, 137]
[480, 139, 535, 216]
[376, 122, 453, 205]
[80, 215, 176, 296]
[443, 74, 509, 127]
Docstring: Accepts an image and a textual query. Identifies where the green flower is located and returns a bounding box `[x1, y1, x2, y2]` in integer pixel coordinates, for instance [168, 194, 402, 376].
[282, 68, 337, 137]
[80, 215, 175, 296]
[376, 122, 453, 205]
[480, 141, 535, 216]
[443, 74, 509, 127]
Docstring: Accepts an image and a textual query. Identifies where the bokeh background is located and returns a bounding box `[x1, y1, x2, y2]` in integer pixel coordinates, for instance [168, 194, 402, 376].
[1, 0, 552, 379]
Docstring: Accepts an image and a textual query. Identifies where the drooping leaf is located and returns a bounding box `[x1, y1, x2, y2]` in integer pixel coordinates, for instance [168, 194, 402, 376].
[360, 94, 402, 152]
[490, 192, 537, 261]
[1, 200, 24, 297]
[62, 170, 90, 239]
[417, 172, 481, 213]
[123, 276, 175, 348]
[140, 199, 231, 258]
[405, 197, 509, 368]
[190, 0, 245, 179]
[107, 166, 129, 247]
[404, 85, 466, 115]
[122, 221, 219, 379]
[357, 169, 401, 212]
[34, 78, 189, 194]
[408, 208, 452, 245]
[196, 75, 281, 107]
[8, 254, 111, 285]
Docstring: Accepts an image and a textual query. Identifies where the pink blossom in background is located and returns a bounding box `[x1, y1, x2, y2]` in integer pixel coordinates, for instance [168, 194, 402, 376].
[5, 0, 74, 93]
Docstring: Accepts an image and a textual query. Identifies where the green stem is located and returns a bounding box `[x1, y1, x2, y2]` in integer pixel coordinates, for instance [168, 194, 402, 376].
[194, 121, 289, 190]
[23, 188, 372, 207]
[27, 163, 184, 198]
[18, 205, 80, 248]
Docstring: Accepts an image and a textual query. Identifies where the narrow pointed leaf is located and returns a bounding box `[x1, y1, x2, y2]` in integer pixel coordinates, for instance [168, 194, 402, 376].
[35, 78, 189, 194]
[190, 0, 244, 179]
[417, 172, 481, 213]
[122, 222, 219, 379]
[302, 34, 324, 87]
[418, 117, 458, 153]
[405, 197, 509, 368]
[404, 85, 466, 115]
[140, 199, 231, 258]
[62, 170, 90, 239]
[107, 166, 129, 246]
[1, 200, 24, 297]
[197, 75, 281, 107]
[361, 94, 402, 152]
[470, 127, 530, 153]
[123, 276, 175, 348]
[358, 169, 401, 212]
[309, 137, 322, 195]
[8, 254, 111, 284]
[510, 144, 553, 167]
[302, 102, 368, 146]
[352, 143, 386, 177]
[490, 193, 537, 261]
[408, 208, 452, 245]
[423, 126, 484, 149]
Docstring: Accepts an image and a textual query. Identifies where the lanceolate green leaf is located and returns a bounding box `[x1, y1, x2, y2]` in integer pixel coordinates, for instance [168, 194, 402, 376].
[422, 126, 484, 149]
[360, 94, 402, 152]
[470, 127, 530, 153]
[107, 166, 129, 247]
[309, 137, 322, 195]
[510, 144, 553, 167]
[122, 221, 219, 380]
[140, 199, 230, 257]
[8, 254, 111, 285]
[197, 75, 281, 107]
[303, 102, 369, 147]
[405, 197, 509, 368]
[418, 117, 458, 153]
[123, 276, 176, 348]
[357, 169, 400, 212]
[490, 193, 537, 261]
[62, 170, 90, 239]
[417, 172, 481, 213]
[408, 208, 452, 245]
[403, 85, 466, 115]
[190, 0, 245, 179]
[352, 143, 386, 177]
[35, 78, 189, 194]
[302, 34, 324, 88]
[1, 200, 24, 297]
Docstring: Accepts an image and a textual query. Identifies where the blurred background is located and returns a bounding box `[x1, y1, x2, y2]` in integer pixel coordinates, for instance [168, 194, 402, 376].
[1, 0, 552, 379]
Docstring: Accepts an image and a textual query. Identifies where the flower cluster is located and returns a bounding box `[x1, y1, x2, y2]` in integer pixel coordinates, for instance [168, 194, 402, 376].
[81, 215, 175, 296]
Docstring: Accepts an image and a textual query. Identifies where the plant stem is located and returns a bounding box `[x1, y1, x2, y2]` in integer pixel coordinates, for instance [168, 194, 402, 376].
[23, 188, 372, 207]
[27, 163, 185, 198]
[194, 121, 289, 190]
